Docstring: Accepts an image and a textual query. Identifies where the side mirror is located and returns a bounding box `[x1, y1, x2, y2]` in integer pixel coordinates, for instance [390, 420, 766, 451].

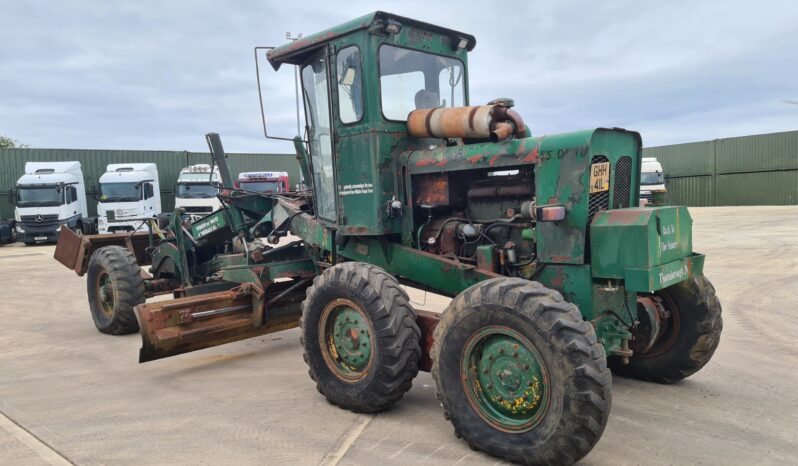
[6, 189, 14, 205]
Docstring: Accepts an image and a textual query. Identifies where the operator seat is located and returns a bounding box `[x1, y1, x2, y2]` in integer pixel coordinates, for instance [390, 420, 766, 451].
[415, 90, 441, 109]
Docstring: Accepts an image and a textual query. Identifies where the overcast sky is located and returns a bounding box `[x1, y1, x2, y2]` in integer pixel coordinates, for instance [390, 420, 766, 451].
[1, 0, 796, 153]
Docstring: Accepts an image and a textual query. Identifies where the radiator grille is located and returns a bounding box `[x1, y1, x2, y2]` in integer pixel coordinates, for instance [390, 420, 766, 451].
[612, 156, 632, 208]
[588, 155, 610, 224]
[20, 214, 59, 222]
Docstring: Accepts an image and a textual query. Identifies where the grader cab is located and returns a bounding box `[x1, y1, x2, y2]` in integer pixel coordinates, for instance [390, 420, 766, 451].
[54, 11, 721, 465]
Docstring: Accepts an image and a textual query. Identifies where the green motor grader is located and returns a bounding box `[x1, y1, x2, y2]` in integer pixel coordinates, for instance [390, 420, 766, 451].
[54, 11, 722, 465]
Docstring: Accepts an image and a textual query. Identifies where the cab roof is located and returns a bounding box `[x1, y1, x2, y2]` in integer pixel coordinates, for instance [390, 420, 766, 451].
[266, 11, 476, 70]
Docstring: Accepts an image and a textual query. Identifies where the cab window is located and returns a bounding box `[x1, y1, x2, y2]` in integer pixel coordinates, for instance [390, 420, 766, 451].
[379, 45, 465, 121]
[336, 46, 363, 124]
[302, 50, 337, 221]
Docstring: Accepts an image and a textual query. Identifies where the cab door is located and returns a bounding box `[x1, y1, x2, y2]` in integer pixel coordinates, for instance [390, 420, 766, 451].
[300, 48, 337, 223]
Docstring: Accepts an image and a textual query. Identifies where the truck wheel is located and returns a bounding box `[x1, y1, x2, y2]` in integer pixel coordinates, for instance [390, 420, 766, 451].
[300, 262, 421, 413]
[86, 246, 144, 335]
[432, 278, 611, 465]
[611, 276, 722, 383]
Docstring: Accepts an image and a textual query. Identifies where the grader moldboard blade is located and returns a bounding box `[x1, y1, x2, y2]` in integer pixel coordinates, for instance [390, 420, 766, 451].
[135, 285, 303, 362]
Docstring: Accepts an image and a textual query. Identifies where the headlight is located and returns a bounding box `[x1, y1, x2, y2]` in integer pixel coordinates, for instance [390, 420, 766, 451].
[56, 224, 62, 232]
[15, 225, 25, 233]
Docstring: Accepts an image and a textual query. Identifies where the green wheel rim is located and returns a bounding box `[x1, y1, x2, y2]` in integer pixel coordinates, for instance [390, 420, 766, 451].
[461, 325, 550, 432]
[97, 272, 114, 316]
[320, 298, 374, 381]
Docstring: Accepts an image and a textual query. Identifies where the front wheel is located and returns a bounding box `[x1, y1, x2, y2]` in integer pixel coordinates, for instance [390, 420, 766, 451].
[300, 262, 421, 413]
[86, 246, 144, 334]
[432, 278, 611, 465]
[611, 275, 722, 383]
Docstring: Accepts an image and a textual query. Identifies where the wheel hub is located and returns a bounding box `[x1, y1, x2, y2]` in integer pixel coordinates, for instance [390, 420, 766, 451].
[97, 273, 114, 315]
[462, 326, 550, 432]
[321, 299, 374, 380]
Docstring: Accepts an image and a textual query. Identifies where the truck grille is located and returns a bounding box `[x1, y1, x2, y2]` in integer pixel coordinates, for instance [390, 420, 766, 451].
[20, 214, 59, 223]
[612, 156, 632, 208]
[588, 155, 610, 224]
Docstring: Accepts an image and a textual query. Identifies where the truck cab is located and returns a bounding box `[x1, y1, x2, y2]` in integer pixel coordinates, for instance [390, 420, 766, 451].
[97, 163, 161, 234]
[235, 171, 290, 193]
[175, 164, 221, 222]
[640, 157, 667, 204]
[12, 161, 88, 244]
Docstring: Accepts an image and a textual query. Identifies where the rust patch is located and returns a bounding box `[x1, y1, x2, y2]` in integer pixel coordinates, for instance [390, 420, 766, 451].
[523, 145, 540, 163]
[549, 255, 574, 264]
[468, 154, 484, 164]
[416, 310, 441, 372]
[415, 174, 451, 206]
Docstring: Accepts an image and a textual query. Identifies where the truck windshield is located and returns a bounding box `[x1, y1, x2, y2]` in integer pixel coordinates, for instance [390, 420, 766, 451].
[16, 185, 64, 207]
[100, 182, 141, 202]
[641, 172, 665, 185]
[379, 45, 465, 121]
[239, 181, 281, 193]
[176, 183, 218, 198]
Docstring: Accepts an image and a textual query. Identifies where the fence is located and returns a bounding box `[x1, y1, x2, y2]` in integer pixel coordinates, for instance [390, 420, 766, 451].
[0, 148, 298, 218]
[644, 130, 798, 206]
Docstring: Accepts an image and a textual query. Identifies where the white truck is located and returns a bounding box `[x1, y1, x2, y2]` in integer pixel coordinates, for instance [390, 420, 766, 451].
[97, 163, 161, 234]
[174, 164, 222, 222]
[11, 162, 89, 245]
[640, 157, 667, 205]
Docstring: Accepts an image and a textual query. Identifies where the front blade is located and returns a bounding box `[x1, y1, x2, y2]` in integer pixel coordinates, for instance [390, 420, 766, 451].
[136, 289, 301, 362]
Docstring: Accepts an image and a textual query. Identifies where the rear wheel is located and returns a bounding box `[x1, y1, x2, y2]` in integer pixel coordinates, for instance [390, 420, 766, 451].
[86, 246, 144, 334]
[432, 278, 611, 465]
[300, 262, 421, 413]
[611, 276, 722, 383]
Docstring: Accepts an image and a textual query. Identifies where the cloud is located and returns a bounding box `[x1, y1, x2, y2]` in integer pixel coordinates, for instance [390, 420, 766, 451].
[0, 0, 795, 152]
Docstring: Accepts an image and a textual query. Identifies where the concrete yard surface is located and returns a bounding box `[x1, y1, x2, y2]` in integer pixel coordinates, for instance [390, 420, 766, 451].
[1, 206, 797, 465]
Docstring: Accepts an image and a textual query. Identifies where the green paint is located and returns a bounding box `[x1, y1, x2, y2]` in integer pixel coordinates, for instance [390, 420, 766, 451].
[624, 253, 705, 292]
[326, 305, 373, 374]
[590, 206, 693, 278]
[191, 210, 227, 239]
[338, 237, 495, 297]
[461, 326, 549, 431]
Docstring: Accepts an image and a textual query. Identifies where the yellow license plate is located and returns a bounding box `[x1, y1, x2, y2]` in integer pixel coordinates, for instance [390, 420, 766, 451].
[589, 162, 610, 194]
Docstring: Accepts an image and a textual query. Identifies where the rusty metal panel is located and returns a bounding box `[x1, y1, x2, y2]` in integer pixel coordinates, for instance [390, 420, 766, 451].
[414, 173, 452, 206]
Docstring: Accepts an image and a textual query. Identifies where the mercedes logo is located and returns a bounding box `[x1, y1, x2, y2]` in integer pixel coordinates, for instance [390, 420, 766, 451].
[35, 214, 43, 223]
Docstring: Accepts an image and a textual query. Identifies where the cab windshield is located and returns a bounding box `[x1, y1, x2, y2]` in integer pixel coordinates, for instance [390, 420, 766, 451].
[641, 172, 665, 185]
[239, 180, 282, 193]
[379, 45, 465, 120]
[16, 185, 64, 207]
[100, 182, 140, 202]
[176, 183, 219, 198]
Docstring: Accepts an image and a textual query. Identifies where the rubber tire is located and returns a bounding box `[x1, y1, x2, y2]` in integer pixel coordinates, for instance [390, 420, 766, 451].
[86, 245, 144, 335]
[611, 276, 722, 383]
[432, 278, 611, 466]
[300, 262, 421, 413]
